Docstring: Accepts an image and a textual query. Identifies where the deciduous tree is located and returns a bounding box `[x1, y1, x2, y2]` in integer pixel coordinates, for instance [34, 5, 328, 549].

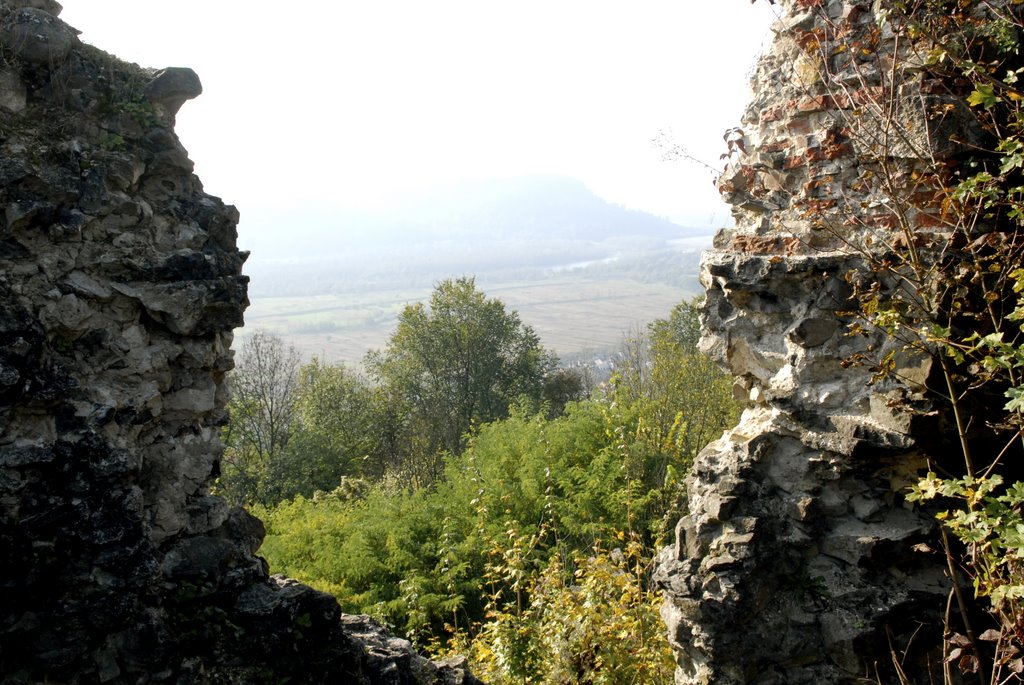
[220, 330, 301, 505]
[366, 277, 556, 484]
[268, 359, 383, 499]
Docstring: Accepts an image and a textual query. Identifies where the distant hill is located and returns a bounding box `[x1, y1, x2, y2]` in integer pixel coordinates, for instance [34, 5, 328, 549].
[242, 175, 713, 298]
[374, 175, 687, 243]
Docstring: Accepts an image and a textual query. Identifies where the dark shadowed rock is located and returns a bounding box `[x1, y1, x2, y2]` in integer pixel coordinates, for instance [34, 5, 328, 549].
[0, 6, 78, 63]
[6, 0, 63, 16]
[145, 66, 203, 116]
[0, 8, 481, 685]
[0, 68, 26, 111]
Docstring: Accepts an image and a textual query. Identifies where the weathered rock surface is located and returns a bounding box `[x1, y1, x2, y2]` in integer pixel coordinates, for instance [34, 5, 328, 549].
[655, 0, 963, 683]
[0, 2, 479, 682]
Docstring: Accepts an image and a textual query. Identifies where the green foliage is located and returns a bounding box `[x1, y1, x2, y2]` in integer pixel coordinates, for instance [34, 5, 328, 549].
[96, 133, 125, 151]
[540, 366, 589, 418]
[910, 474, 1024, 607]
[255, 295, 739, 675]
[268, 359, 386, 495]
[649, 297, 703, 352]
[260, 429, 679, 682]
[256, 483, 472, 636]
[613, 297, 740, 500]
[366, 276, 556, 485]
[826, 3, 1024, 679]
[222, 335, 387, 505]
[259, 402, 646, 636]
[119, 98, 158, 128]
[443, 541, 674, 685]
[220, 331, 301, 505]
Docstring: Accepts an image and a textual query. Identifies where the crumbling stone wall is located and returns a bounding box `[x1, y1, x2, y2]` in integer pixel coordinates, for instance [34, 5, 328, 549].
[0, 2, 476, 682]
[655, 1, 973, 683]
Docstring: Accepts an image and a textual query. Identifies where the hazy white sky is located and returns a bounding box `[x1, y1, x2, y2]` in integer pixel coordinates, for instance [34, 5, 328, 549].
[60, 1, 779, 236]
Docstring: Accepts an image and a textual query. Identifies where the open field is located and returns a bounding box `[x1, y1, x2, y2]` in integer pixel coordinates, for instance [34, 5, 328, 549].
[235, 175, 714, 365]
[240, 277, 701, 366]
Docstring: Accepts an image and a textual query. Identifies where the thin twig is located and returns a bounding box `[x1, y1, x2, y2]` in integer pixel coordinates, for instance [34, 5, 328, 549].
[942, 527, 988, 685]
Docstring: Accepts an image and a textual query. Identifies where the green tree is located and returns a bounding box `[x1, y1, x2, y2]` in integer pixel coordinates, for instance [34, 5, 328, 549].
[223, 338, 388, 505]
[366, 277, 556, 484]
[650, 297, 702, 352]
[266, 359, 383, 500]
[220, 330, 300, 505]
[256, 295, 740, 675]
[615, 297, 739, 485]
[540, 366, 589, 418]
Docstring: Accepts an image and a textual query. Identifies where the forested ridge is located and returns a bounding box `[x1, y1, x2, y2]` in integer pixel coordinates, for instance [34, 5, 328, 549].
[219, 277, 739, 683]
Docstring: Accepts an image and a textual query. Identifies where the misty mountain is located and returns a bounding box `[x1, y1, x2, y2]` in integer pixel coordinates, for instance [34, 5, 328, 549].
[242, 175, 712, 297]
[373, 175, 687, 242]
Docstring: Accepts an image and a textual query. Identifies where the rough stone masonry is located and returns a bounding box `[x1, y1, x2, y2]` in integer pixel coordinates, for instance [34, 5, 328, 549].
[0, 2, 477, 682]
[654, 0, 989, 683]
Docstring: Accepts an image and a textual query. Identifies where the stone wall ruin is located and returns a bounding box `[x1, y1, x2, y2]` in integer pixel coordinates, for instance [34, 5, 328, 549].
[0, 2, 477, 682]
[655, 0, 983, 683]
[0, 0, 1000, 683]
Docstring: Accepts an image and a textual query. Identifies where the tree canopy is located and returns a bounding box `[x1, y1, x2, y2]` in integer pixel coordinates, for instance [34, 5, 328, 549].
[247, 294, 741, 683]
[366, 277, 556, 484]
[220, 330, 300, 505]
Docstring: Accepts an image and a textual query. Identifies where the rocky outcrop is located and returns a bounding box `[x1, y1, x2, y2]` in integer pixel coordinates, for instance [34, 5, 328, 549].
[0, 2, 477, 682]
[655, 1, 967, 683]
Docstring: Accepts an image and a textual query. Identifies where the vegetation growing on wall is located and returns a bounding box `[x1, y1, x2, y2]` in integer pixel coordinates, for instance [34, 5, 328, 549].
[792, 1, 1024, 679]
